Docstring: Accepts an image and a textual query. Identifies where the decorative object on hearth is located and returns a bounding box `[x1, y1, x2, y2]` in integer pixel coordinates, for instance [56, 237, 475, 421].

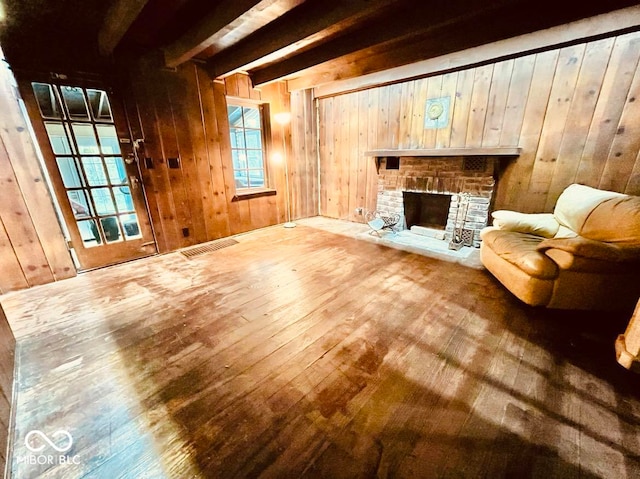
[449, 193, 470, 250]
[365, 210, 400, 236]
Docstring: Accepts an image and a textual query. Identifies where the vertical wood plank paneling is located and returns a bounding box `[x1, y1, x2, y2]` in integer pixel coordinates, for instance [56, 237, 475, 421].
[599, 64, 640, 192]
[409, 80, 428, 149]
[499, 55, 536, 147]
[0, 303, 14, 477]
[423, 75, 443, 148]
[465, 64, 494, 147]
[355, 90, 369, 221]
[576, 32, 640, 188]
[398, 80, 415, 149]
[0, 47, 75, 292]
[527, 44, 586, 210]
[197, 72, 232, 239]
[500, 49, 559, 210]
[365, 88, 380, 214]
[449, 68, 475, 148]
[347, 92, 360, 221]
[544, 38, 614, 210]
[435, 72, 458, 149]
[482, 59, 513, 147]
[168, 66, 207, 244]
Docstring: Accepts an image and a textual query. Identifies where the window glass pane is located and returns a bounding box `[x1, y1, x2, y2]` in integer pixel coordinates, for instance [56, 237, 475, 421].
[96, 124, 120, 154]
[56, 157, 83, 187]
[227, 106, 243, 127]
[101, 217, 122, 243]
[105, 157, 127, 184]
[245, 129, 262, 149]
[120, 214, 141, 239]
[32, 83, 63, 119]
[242, 107, 260, 128]
[247, 150, 263, 169]
[232, 150, 247, 170]
[114, 186, 134, 213]
[60, 86, 89, 120]
[87, 89, 113, 121]
[81, 157, 108, 186]
[230, 128, 245, 148]
[234, 170, 248, 189]
[77, 219, 101, 247]
[67, 190, 92, 219]
[72, 124, 100, 154]
[91, 188, 116, 215]
[45, 122, 74, 154]
[248, 170, 265, 188]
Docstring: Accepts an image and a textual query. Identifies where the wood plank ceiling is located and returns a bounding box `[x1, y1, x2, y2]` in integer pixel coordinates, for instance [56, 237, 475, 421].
[1, 0, 639, 88]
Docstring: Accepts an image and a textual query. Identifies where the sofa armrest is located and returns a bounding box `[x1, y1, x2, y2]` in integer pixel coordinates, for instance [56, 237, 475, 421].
[537, 236, 640, 265]
[491, 211, 559, 238]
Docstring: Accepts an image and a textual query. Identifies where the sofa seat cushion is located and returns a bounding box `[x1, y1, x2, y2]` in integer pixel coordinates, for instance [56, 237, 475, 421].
[481, 230, 559, 279]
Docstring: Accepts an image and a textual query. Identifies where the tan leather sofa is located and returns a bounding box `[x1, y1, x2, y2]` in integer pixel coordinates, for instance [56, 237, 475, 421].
[480, 184, 640, 310]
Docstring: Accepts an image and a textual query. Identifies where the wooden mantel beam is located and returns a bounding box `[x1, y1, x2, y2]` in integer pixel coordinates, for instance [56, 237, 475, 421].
[98, 0, 150, 56]
[205, 0, 399, 79]
[164, 0, 299, 69]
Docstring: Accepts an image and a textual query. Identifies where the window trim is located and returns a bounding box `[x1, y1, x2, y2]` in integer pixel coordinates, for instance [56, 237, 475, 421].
[226, 97, 272, 195]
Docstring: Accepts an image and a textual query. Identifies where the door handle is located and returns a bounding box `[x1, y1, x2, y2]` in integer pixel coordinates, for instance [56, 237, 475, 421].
[129, 176, 140, 190]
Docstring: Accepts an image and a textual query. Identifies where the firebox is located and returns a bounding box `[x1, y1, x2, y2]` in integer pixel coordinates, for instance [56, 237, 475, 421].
[403, 192, 452, 230]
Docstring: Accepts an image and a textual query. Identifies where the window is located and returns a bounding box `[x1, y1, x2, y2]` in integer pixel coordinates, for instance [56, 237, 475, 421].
[227, 102, 268, 190]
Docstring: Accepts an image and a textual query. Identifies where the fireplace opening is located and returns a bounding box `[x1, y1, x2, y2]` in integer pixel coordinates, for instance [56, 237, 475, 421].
[403, 192, 451, 230]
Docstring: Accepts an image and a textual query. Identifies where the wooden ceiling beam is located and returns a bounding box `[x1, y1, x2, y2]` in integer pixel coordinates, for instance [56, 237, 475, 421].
[164, 0, 299, 69]
[309, 5, 640, 96]
[205, 0, 401, 79]
[249, 0, 515, 86]
[98, 0, 151, 56]
[252, 0, 639, 87]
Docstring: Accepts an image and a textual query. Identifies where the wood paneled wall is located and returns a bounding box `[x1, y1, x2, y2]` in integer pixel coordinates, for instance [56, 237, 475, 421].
[124, 66, 294, 252]
[0, 47, 76, 294]
[0, 303, 15, 476]
[313, 30, 640, 221]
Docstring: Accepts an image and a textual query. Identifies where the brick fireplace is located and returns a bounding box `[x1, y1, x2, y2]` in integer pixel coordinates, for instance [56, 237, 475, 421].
[375, 156, 499, 247]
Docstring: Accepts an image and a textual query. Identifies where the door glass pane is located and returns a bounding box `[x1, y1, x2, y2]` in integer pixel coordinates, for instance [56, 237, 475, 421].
[101, 217, 121, 243]
[96, 124, 120, 154]
[56, 157, 83, 187]
[91, 188, 116, 215]
[114, 187, 134, 213]
[72, 124, 100, 154]
[120, 214, 141, 239]
[105, 157, 127, 184]
[32, 83, 63, 119]
[77, 219, 101, 247]
[67, 190, 92, 218]
[45, 122, 74, 154]
[60, 86, 90, 120]
[81, 157, 108, 186]
[87, 89, 113, 122]
[245, 129, 261, 149]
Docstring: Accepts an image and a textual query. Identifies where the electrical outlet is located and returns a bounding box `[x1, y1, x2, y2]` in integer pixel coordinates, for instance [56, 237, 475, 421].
[355, 207, 364, 215]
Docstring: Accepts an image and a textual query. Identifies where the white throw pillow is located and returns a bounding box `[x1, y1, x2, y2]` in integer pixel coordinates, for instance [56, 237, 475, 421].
[491, 211, 560, 238]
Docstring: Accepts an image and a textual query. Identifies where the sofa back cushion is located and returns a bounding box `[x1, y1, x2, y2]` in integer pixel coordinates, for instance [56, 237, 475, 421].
[553, 184, 625, 234]
[581, 195, 640, 244]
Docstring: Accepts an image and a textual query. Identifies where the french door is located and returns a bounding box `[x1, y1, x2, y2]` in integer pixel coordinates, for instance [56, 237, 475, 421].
[21, 80, 156, 270]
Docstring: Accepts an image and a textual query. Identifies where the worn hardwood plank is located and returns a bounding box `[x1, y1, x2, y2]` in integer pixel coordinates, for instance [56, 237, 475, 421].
[2, 220, 640, 478]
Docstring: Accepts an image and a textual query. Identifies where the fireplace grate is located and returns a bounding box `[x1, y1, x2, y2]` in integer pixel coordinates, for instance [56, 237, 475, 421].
[463, 157, 487, 172]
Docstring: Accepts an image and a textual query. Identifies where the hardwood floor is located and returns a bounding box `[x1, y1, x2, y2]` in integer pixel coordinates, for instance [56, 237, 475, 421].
[1, 220, 640, 478]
